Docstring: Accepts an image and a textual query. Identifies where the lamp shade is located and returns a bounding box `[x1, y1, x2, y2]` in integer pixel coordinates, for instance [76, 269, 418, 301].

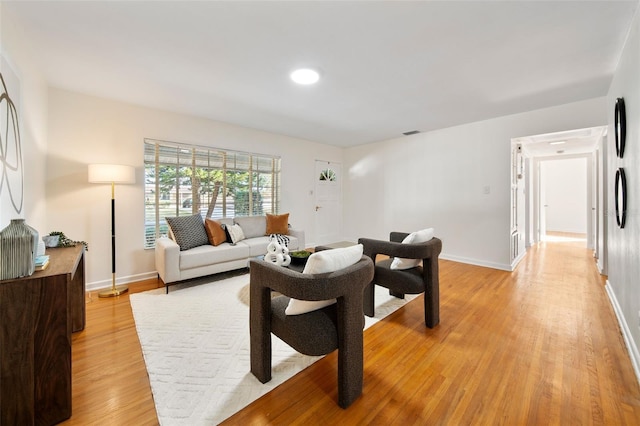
[88, 164, 136, 184]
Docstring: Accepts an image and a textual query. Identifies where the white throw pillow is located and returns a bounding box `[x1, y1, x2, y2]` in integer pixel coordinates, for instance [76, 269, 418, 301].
[226, 224, 245, 245]
[390, 228, 435, 270]
[285, 244, 364, 315]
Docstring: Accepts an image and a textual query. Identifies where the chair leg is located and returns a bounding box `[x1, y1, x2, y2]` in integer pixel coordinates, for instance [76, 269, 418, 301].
[250, 333, 271, 383]
[337, 299, 364, 408]
[424, 284, 440, 328]
[250, 285, 272, 383]
[363, 282, 375, 317]
[389, 289, 405, 299]
[337, 344, 363, 408]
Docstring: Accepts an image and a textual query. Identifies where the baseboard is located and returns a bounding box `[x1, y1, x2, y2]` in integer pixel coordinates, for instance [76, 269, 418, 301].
[510, 250, 527, 271]
[86, 271, 159, 292]
[439, 253, 512, 272]
[605, 280, 640, 386]
[341, 231, 517, 272]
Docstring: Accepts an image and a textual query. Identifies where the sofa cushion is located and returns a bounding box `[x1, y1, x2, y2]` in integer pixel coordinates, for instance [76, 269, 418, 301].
[266, 213, 289, 235]
[217, 218, 234, 243]
[234, 216, 266, 239]
[226, 224, 246, 245]
[239, 236, 272, 257]
[180, 243, 250, 270]
[165, 214, 209, 251]
[204, 219, 227, 246]
[390, 228, 435, 270]
[285, 244, 364, 315]
[221, 225, 231, 242]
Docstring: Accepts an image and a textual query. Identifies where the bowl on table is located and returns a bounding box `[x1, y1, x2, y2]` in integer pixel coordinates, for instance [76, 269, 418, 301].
[289, 250, 312, 266]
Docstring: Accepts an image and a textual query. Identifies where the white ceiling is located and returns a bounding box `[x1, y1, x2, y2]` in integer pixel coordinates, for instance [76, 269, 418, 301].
[5, 1, 637, 147]
[515, 126, 607, 158]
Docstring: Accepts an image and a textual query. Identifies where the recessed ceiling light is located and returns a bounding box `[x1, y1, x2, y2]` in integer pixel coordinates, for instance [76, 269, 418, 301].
[549, 140, 566, 145]
[290, 68, 320, 85]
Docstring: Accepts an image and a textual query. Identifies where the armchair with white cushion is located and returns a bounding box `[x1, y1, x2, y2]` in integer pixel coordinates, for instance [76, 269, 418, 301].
[249, 244, 374, 408]
[358, 229, 442, 328]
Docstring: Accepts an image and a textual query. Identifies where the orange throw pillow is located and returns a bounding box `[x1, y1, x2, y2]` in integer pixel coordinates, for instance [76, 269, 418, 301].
[265, 213, 289, 235]
[204, 219, 227, 246]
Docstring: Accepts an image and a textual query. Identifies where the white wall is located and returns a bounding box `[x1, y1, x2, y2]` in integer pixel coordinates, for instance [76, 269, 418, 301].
[606, 6, 640, 380]
[343, 98, 607, 270]
[0, 5, 49, 233]
[542, 157, 587, 234]
[47, 89, 342, 289]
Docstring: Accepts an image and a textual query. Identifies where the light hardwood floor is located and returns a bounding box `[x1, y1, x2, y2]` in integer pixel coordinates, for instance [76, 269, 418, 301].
[62, 238, 640, 425]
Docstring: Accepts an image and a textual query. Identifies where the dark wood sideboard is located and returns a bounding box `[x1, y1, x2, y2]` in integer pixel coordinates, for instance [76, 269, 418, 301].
[0, 244, 86, 426]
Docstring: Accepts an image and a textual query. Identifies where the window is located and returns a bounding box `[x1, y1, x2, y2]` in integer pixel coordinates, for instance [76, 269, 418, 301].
[319, 168, 337, 181]
[144, 139, 281, 249]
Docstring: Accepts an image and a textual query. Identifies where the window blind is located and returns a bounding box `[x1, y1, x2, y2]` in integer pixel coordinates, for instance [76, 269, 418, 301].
[143, 139, 281, 249]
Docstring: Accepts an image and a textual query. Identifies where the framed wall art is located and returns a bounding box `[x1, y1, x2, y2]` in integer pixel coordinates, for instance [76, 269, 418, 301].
[615, 167, 627, 229]
[0, 54, 24, 223]
[615, 97, 626, 158]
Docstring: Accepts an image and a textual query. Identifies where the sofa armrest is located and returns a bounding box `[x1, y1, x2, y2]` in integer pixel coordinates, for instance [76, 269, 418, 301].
[288, 228, 306, 250]
[155, 237, 181, 284]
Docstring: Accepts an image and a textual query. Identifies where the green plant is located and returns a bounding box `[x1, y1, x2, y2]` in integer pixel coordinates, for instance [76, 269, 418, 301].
[48, 231, 88, 250]
[290, 250, 311, 258]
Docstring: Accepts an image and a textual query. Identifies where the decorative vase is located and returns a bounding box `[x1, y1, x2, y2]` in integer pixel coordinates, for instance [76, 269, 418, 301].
[264, 239, 291, 267]
[0, 218, 40, 280]
[42, 234, 59, 248]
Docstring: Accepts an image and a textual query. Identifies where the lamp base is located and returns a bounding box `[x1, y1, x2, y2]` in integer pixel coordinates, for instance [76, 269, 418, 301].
[98, 285, 129, 298]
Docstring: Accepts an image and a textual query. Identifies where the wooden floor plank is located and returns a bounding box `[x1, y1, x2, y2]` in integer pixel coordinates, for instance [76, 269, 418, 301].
[60, 238, 640, 425]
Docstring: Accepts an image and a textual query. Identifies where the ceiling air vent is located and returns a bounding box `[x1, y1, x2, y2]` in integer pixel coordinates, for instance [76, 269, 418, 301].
[402, 130, 420, 136]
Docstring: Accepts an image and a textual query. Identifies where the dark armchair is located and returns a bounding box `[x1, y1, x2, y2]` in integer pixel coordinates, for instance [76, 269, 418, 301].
[358, 232, 442, 328]
[249, 255, 374, 408]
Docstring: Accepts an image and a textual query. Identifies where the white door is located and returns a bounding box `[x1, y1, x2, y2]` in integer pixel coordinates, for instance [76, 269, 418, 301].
[314, 160, 342, 245]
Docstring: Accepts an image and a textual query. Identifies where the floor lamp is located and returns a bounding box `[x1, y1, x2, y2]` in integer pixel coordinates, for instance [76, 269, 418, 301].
[88, 164, 136, 298]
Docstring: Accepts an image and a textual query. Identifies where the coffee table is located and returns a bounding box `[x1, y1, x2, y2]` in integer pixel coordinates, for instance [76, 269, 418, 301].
[253, 255, 306, 273]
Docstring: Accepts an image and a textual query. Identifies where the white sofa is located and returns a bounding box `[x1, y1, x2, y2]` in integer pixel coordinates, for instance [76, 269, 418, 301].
[155, 215, 305, 291]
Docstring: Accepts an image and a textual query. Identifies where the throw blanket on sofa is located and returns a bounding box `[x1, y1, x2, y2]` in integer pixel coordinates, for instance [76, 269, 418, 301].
[270, 234, 290, 247]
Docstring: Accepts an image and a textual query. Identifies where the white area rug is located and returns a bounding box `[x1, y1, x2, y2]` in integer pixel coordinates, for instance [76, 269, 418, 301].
[130, 271, 416, 425]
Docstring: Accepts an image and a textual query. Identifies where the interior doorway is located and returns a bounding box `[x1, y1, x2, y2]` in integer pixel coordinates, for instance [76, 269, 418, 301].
[510, 126, 607, 272]
[539, 157, 588, 243]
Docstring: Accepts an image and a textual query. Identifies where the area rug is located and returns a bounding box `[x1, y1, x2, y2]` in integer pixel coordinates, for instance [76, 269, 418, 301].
[130, 271, 416, 425]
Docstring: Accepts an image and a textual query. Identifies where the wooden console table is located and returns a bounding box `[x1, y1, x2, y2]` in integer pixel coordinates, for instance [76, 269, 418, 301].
[0, 244, 86, 425]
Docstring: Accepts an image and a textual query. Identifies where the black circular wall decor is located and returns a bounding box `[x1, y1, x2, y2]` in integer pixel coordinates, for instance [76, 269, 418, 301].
[615, 97, 626, 158]
[615, 167, 627, 229]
